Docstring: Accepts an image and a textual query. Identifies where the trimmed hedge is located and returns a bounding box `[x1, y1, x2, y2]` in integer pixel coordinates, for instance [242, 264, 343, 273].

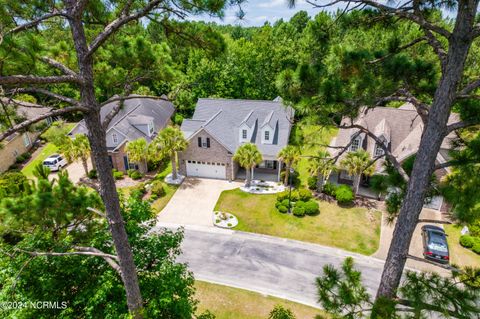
[278, 205, 288, 213]
[460, 235, 475, 248]
[150, 181, 165, 197]
[298, 189, 313, 201]
[307, 176, 317, 190]
[323, 182, 337, 196]
[112, 169, 124, 180]
[473, 243, 480, 254]
[304, 200, 320, 215]
[335, 185, 354, 204]
[292, 206, 305, 217]
[127, 169, 143, 180]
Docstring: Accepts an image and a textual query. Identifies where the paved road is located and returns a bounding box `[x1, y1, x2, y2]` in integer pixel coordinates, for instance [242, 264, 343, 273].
[153, 224, 386, 308]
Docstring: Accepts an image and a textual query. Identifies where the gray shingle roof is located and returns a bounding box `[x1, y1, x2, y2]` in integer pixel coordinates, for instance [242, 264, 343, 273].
[69, 95, 174, 146]
[181, 98, 294, 157]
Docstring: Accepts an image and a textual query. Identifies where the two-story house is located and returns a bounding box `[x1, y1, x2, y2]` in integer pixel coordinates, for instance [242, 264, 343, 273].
[69, 95, 174, 172]
[178, 98, 295, 181]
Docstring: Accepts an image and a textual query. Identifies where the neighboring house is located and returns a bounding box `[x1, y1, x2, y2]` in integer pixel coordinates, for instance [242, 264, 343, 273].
[178, 97, 294, 181]
[329, 103, 459, 211]
[69, 95, 174, 172]
[0, 100, 54, 173]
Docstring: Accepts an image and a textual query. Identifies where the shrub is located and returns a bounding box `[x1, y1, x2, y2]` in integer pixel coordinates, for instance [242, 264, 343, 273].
[304, 200, 320, 216]
[469, 221, 480, 237]
[173, 113, 184, 125]
[281, 199, 291, 207]
[277, 190, 299, 202]
[292, 206, 305, 217]
[307, 176, 317, 190]
[277, 205, 288, 213]
[129, 170, 143, 180]
[298, 189, 313, 201]
[149, 194, 158, 201]
[15, 152, 31, 163]
[277, 191, 289, 202]
[227, 223, 232, 227]
[0, 171, 27, 198]
[151, 181, 165, 197]
[131, 183, 146, 195]
[335, 185, 354, 204]
[280, 170, 300, 187]
[472, 242, 480, 254]
[87, 169, 97, 179]
[269, 305, 296, 319]
[323, 182, 337, 196]
[112, 169, 124, 180]
[460, 235, 475, 248]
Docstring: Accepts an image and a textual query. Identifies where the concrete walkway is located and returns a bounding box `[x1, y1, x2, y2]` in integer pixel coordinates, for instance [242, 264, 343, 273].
[157, 178, 242, 226]
[152, 224, 386, 308]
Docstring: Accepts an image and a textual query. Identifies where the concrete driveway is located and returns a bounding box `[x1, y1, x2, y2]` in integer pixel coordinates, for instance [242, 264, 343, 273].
[373, 208, 450, 275]
[50, 158, 91, 184]
[157, 177, 242, 226]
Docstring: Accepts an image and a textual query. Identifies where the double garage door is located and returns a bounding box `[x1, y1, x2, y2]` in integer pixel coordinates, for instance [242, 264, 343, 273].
[186, 160, 226, 179]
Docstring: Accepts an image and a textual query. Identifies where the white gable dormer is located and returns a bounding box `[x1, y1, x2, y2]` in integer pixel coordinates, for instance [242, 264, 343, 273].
[239, 123, 251, 143]
[261, 125, 274, 144]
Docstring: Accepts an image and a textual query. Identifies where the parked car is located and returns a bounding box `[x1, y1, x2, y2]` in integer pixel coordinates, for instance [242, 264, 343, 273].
[421, 225, 449, 264]
[43, 154, 67, 172]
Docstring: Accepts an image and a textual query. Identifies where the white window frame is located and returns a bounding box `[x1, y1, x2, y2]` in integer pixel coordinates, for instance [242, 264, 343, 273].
[112, 133, 118, 144]
[350, 137, 361, 152]
[22, 134, 30, 147]
[148, 121, 154, 136]
[264, 131, 270, 141]
[375, 143, 385, 157]
[242, 129, 247, 139]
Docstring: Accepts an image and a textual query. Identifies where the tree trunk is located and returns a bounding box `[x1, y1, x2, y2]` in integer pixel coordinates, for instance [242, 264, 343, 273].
[66, 4, 143, 317]
[284, 164, 290, 186]
[245, 167, 251, 188]
[316, 173, 324, 193]
[171, 152, 177, 180]
[352, 174, 361, 195]
[375, 1, 478, 302]
[81, 156, 88, 176]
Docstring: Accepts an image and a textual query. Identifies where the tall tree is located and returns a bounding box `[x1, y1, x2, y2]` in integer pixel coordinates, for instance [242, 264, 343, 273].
[0, 1, 244, 316]
[125, 138, 149, 174]
[233, 143, 263, 188]
[61, 133, 90, 176]
[286, 0, 480, 303]
[308, 150, 334, 192]
[278, 145, 300, 186]
[152, 126, 188, 180]
[340, 150, 374, 195]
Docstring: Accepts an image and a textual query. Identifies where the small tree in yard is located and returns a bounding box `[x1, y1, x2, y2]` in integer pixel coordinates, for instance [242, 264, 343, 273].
[61, 134, 91, 176]
[269, 305, 296, 319]
[233, 143, 263, 188]
[126, 138, 149, 174]
[308, 150, 334, 192]
[278, 145, 300, 186]
[340, 150, 374, 196]
[152, 127, 188, 181]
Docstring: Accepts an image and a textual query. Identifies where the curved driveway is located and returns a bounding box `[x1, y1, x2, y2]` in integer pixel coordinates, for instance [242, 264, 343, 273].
[152, 224, 386, 308]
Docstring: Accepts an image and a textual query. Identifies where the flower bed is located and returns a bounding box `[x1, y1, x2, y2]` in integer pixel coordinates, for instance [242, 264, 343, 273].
[240, 180, 285, 194]
[164, 173, 185, 185]
[213, 211, 238, 229]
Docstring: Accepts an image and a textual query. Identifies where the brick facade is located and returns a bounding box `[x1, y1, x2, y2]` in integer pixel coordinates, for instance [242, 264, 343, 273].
[178, 129, 235, 180]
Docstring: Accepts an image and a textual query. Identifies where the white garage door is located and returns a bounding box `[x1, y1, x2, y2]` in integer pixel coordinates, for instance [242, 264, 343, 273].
[186, 161, 226, 179]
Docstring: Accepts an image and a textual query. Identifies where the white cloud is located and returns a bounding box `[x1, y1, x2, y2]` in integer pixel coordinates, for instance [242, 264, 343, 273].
[257, 0, 287, 9]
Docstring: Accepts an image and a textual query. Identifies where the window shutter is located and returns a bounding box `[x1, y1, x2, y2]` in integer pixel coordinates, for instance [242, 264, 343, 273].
[198, 137, 202, 147]
[206, 138, 210, 148]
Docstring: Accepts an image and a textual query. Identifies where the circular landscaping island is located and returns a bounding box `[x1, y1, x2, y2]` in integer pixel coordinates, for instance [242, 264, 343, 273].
[239, 180, 285, 194]
[213, 211, 238, 229]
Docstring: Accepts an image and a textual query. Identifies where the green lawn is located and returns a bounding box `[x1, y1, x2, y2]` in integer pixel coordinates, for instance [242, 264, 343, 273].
[291, 123, 338, 187]
[444, 224, 480, 268]
[195, 281, 326, 319]
[21, 143, 59, 178]
[151, 163, 179, 213]
[215, 189, 381, 255]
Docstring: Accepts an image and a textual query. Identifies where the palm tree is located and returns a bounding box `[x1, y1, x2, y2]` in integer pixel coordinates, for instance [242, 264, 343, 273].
[233, 143, 263, 188]
[308, 150, 334, 192]
[152, 126, 188, 180]
[340, 149, 375, 195]
[61, 134, 90, 176]
[277, 145, 300, 186]
[125, 138, 149, 173]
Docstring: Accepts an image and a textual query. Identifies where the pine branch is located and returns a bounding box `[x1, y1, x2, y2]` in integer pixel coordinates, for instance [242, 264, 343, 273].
[4, 11, 66, 36]
[39, 56, 77, 76]
[0, 75, 81, 85]
[445, 119, 480, 134]
[367, 36, 427, 64]
[9, 88, 80, 105]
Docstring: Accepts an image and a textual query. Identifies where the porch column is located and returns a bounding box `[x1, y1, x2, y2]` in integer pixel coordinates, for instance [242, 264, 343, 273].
[277, 160, 282, 182]
[251, 166, 255, 180]
[231, 157, 235, 181]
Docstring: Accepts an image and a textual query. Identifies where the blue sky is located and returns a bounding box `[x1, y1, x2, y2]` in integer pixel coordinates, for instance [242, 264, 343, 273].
[188, 0, 344, 26]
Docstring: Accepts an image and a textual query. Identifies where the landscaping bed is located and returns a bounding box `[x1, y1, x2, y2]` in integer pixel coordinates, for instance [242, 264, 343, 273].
[445, 224, 480, 267]
[215, 188, 381, 255]
[195, 281, 324, 319]
[240, 180, 285, 194]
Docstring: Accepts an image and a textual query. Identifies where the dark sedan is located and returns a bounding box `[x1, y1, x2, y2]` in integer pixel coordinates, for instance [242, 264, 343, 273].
[421, 225, 450, 264]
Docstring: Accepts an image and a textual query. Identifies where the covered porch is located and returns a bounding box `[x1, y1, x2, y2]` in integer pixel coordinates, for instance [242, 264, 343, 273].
[236, 159, 282, 182]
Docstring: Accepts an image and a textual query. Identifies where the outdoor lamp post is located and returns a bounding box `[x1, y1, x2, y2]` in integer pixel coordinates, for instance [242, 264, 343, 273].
[288, 167, 294, 214]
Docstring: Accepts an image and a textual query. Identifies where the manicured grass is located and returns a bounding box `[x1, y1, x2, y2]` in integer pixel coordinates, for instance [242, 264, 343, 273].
[444, 224, 480, 267]
[215, 189, 381, 255]
[151, 183, 179, 213]
[291, 123, 338, 187]
[195, 281, 326, 319]
[21, 143, 59, 178]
